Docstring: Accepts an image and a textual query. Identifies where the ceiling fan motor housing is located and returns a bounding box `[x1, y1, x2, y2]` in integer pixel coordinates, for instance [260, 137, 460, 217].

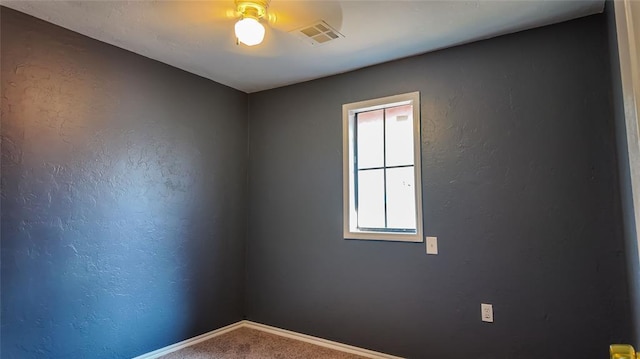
[236, 0, 269, 20]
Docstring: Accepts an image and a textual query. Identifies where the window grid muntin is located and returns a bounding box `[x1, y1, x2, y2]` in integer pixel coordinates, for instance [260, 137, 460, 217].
[354, 106, 416, 233]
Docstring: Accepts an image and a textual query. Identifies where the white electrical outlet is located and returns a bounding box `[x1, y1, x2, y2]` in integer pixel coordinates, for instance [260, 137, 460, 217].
[426, 236, 438, 255]
[481, 303, 494, 323]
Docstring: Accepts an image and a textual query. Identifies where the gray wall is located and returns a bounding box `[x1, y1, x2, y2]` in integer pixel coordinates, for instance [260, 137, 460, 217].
[1, 7, 248, 358]
[246, 14, 633, 358]
[607, 0, 640, 345]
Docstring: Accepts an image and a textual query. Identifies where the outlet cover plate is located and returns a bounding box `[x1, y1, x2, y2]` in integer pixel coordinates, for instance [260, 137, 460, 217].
[481, 303, 494, 322]
[426, 236, 438, 254]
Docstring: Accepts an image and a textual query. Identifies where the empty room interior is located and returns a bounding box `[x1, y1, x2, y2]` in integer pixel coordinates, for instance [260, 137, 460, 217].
[2, 0, 640, 358]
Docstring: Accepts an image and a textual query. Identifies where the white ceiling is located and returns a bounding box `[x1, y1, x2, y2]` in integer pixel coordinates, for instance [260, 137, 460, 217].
[2, 0, 604, 93]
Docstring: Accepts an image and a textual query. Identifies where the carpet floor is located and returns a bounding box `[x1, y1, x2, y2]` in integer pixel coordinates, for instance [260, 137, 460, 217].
[158, 327, 371, 359]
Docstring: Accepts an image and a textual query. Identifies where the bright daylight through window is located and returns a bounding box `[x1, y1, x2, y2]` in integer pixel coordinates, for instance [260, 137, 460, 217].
[343, 92, 423, 242]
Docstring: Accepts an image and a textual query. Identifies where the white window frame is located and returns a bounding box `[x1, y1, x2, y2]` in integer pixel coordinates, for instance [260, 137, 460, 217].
[342, 92, 423, 242]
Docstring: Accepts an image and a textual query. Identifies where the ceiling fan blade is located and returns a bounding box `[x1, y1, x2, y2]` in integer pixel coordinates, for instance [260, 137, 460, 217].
[150, 1, 236, 24]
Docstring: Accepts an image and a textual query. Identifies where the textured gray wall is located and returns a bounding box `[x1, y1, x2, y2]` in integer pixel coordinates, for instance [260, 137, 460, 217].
[607, 0, 640, 345]
[246, 14, 633, 358]
[1, 7, 247, 358]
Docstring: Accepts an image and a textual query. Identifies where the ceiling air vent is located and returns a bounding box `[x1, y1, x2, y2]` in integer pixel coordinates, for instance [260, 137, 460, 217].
[290, 20, 344, 46]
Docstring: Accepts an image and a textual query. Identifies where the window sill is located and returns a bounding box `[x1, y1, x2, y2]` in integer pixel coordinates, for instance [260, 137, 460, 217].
[344, 230, 423, 242]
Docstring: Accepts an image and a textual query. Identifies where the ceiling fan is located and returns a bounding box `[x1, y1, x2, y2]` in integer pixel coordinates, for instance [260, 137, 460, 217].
[232, 0, 274, 46]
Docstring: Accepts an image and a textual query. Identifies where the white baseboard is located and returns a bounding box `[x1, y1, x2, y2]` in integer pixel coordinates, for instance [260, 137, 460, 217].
[131, 320, 404, 359]
[131, 321, 244, 359]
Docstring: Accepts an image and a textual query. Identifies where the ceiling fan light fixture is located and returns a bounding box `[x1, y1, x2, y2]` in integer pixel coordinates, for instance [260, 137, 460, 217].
[234, 0, 269, 46]
[235, 18, 265, 46]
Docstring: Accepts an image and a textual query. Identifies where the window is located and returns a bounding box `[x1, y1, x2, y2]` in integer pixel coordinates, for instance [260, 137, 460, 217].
[343, 92, 423, 242]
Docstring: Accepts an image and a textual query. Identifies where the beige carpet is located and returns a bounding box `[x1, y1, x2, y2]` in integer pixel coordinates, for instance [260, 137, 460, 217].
[158, 327, 370, 359]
